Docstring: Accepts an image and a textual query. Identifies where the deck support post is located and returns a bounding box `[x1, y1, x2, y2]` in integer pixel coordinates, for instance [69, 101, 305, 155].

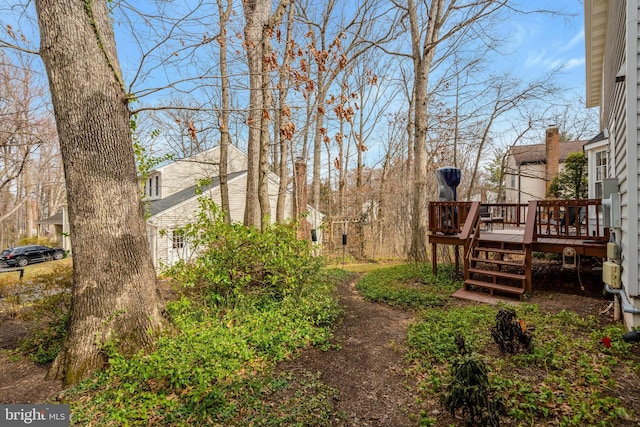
[455, 245, 460, 274]
[431, 242, 438, 275]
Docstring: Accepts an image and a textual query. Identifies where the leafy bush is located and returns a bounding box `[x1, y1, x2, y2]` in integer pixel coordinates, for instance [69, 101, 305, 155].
[66, 267, 343, 426]
[165, 197, 324, 304]
[17, 236, 58, 246]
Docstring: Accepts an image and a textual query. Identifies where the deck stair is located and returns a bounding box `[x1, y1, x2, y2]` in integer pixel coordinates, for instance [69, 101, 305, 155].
[464, 241, 529, 300]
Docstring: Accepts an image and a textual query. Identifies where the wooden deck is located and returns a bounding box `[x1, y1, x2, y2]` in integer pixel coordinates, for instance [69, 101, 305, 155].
[430, 228, 607, 256]
[428, 200, 609, 298]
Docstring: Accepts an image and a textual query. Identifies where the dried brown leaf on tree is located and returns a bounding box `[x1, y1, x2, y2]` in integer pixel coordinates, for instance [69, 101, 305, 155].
[188, 121, 197, 140]
[279, 122, 295, 140]
[338, 54, 347, 70]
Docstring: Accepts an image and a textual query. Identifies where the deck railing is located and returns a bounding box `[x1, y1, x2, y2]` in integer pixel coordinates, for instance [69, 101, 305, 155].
[534, 199, 609, 240]
[427, 201, 473, 234]
[428, 199, 609, 241]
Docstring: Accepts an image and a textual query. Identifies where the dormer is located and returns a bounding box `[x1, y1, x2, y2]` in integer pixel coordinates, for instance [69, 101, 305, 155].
[143, 172, 162, 200]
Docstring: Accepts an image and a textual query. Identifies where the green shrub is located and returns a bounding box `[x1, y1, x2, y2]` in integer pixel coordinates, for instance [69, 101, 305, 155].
[165, 197, 324, 305]
[442, 335, 504, 426]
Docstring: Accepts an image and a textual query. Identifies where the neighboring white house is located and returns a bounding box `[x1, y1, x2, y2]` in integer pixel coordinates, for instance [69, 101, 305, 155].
[504, 127, 586, 204]
[583, 131, 609, 200]
[585, 0, 640, 329]
[145, 144, 322, 268]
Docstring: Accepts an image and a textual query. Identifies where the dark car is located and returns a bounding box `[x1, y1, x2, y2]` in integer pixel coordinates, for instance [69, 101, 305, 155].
[0, 245, 66, 267]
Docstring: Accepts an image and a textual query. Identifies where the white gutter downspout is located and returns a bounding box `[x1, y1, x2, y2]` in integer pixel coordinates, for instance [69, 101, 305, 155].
[606, 285, 640, 314]
[626, 0, 640, 298]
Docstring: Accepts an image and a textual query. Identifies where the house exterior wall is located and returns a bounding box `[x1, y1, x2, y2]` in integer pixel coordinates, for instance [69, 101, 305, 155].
[155, 145, 248, 199]
[507, 163, 546, 203]
[148, 171, 299, 269]
[504, 160, 553, 204]
[588, 0, 640, 328]
[148, 174, 247, 268]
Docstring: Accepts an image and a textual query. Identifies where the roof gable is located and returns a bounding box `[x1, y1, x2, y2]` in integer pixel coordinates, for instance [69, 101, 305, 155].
[148, 170, 246, 216]
[510, 140, 587, 165]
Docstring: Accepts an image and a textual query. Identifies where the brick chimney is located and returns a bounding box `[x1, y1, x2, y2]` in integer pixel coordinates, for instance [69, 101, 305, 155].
[545, 126, 559, 193]
[294, 157, 311, 240]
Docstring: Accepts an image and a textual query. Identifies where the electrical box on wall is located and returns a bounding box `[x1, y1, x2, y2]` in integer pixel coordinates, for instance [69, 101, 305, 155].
[603, 261, 621, 288]
[602, 192, 621, 228]
[607, 242, 620, 260]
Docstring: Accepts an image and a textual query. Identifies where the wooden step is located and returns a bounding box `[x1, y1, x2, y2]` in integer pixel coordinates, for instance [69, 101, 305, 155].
[470, 257, 524, 267]
[467, 268, 526, 281]
[464, 279, 525, 296]
[452, 288, 520, 306]
[473, 247, 524, 256]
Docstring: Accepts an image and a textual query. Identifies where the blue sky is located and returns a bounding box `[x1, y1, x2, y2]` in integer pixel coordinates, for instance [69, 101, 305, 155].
[505, 0, 587, 95]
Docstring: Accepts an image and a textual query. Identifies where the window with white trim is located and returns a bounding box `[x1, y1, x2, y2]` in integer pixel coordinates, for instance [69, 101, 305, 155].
[172, 229, 185, 249]
[143, 173, 161, 200]
[594, 150, 607, 198]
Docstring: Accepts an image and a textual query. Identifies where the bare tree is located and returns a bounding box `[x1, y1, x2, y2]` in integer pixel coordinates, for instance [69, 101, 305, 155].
[393, 0, 509, 262]
[217, 0, 233, 223]
[463, 73, 557, 199]
[36, 0, 168, 385]
[242, 0, 292, 228]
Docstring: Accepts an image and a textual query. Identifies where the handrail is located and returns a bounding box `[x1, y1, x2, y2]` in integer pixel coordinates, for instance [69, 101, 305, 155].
[460, 201, 480, 241]
[523, 200, 537, 244]
[460, 202, 480, 282]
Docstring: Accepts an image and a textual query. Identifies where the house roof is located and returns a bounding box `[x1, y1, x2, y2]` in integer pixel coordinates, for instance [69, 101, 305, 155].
[510, 140, 587, 165]
[585, 0, 609, 108]
[37, 210, 63, 225]
[148, 170, 246, 216]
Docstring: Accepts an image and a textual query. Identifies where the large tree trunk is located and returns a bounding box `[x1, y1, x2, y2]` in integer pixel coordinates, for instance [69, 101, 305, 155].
[275, 4, 295, 223]
[242, 0, 269, 228]
[408, 0, 443, 263]
[36, 0, 167, 385]
[259, 34, 274, 230]
[217, 0, 232, 224]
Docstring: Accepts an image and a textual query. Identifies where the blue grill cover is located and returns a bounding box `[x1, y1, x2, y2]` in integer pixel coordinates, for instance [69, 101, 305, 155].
[436, 167, 461, 201]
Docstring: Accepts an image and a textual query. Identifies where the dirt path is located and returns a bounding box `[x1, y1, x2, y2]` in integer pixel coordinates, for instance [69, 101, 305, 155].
[277, 275, 421, 426]
[0, 318, 63, 403]
[1, 274, 420, 425]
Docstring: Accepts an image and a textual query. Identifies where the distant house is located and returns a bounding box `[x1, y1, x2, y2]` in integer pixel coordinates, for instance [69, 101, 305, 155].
[504, 127, 586, 204]
[583, 131, 608, 199]
[36, 206, 71, 252]
[585, 0, 640, 330]
[145, 145, 322, 268]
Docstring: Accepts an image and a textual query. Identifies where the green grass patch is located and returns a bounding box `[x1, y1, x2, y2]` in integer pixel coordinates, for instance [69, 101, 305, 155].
[355, 263, 460, 309]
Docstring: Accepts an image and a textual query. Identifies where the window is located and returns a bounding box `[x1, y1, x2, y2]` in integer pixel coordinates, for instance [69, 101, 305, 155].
[594, 150, 607, 198]
[143, 174, 160, 199]
[510, 174, 515, 189]
[172, 230, 185, 249]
